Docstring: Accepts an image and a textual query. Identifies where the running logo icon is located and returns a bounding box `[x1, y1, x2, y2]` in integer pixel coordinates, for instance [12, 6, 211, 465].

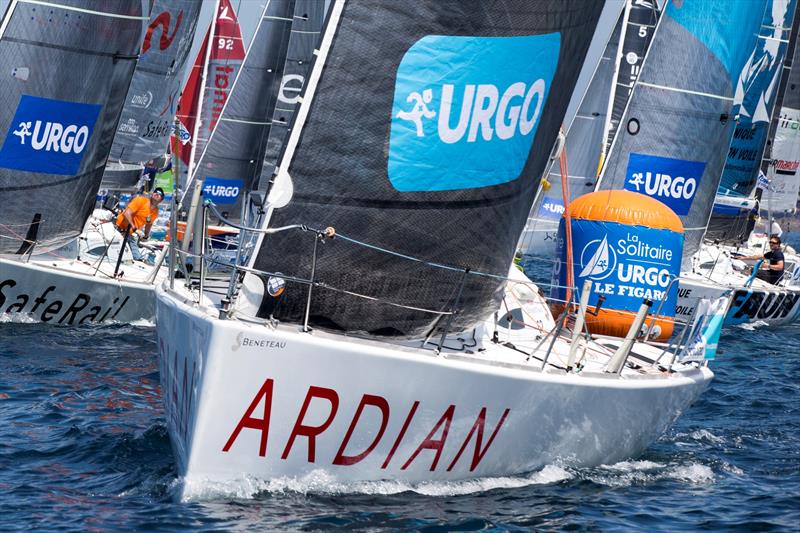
[396, 89, 436, 137]
[624, 153, 706, 215]
[12, 122, 32, 144]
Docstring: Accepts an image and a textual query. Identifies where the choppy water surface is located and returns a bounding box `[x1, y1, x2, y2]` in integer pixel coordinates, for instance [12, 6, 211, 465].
[1, 296, 799, 530]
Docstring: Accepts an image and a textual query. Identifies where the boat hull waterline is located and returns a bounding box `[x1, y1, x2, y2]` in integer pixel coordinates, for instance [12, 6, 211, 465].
[156, 285, 713, 497]
[0, 257, 155, 324]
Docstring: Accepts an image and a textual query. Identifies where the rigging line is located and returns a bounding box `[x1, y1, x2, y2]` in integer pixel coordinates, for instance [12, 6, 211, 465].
[636, 81, 734, 102]
[19, 0, 149, 20]
[220, 117, 272, 125]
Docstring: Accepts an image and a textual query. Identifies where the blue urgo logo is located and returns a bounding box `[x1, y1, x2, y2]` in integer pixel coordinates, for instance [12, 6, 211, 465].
[203, 176, 243, 205]
[538, 197, 564, 219]
[388, 33, 561, 192]
[623, 153, 706, 215]
[0, 95, 101, 175]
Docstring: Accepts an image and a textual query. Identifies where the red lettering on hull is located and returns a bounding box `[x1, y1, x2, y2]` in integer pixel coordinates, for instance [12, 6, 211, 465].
[333, 394, 390, 466]
[281, 386, 339, 462]
[216, 377, 510, 473]
[401, 404, 455, 471]
[447, 407, 510, 471]
[222, 378, 274, 457]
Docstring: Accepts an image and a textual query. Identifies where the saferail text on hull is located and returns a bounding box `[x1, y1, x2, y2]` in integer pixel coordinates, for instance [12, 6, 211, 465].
[156, 284, 712, 499]
[0, 257, 154, 324]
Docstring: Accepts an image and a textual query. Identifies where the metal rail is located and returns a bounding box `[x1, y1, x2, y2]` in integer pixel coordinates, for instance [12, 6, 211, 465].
[167, 200, 702, 374]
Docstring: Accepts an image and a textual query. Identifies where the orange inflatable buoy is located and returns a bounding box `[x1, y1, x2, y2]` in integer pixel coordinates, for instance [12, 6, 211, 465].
[551, 190, 684, 340]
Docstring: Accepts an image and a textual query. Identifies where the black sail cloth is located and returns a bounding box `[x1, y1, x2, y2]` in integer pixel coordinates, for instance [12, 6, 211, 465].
[253, 0, 604, 338]
[0, 0, 145, 254]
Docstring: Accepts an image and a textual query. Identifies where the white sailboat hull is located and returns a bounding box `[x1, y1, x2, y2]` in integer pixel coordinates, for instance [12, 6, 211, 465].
[156, 284, 712, 499]
[678, 274, 800, 327]
[0, 256, 157, 324]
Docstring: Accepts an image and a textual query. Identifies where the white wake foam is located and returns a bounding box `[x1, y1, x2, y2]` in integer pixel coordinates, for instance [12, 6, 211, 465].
[179, 465, 573, 502]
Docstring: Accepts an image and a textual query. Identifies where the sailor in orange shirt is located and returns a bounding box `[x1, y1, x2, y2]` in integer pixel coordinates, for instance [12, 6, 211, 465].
[116, 188, 164, 262]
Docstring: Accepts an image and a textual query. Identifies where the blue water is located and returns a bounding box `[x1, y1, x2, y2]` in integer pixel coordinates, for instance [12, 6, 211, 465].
[2, 291, 799, 530]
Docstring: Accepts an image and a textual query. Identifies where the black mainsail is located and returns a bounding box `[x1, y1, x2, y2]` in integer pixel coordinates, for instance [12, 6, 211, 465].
[0, 0, 146, 254]
[249, 0, 605, 338]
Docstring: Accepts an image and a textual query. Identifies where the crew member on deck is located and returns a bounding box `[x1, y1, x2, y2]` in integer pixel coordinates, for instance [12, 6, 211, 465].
[742, 234, 785, 285]
[116, 188, 164, 263]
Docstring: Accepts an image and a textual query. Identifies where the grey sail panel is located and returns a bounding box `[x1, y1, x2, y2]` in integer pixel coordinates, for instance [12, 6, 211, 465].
[110, 0, 203, 165]
[0, 0, 145, 254]
[253, 0, 604, 338]
[597, 0, 766, 269]
[606, 0, 659, 152]
[193, 0, 295, 222]
[520, 10, 624, 256]
[257, 0, 326, 190]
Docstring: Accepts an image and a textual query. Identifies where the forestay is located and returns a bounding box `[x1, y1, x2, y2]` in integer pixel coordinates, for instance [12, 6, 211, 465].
[251, 0, 604, 338]
[0, 0, 146, 254]
[597, 0, 765, 270]
[109, 0, 203, 165]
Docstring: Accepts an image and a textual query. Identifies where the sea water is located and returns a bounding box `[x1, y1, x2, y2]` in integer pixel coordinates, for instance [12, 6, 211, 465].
[1, 264, 799, 530]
